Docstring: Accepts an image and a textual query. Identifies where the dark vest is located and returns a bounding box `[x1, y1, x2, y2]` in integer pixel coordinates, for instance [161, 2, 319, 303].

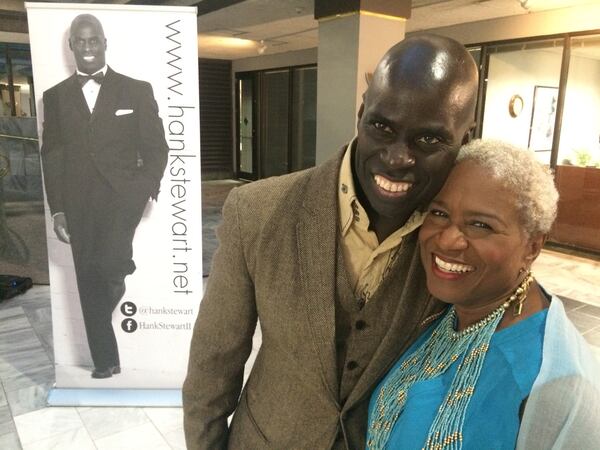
[330, 229, 444, 449]
[335, 243, 402, 403]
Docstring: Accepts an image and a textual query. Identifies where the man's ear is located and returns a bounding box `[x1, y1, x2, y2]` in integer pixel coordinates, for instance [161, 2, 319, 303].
[104, 38, 107, 50]
[357, 102, 365, 121]
[524, 233, 546, 267]
[68, 39, 73, 51]
[356, 102, 365, 133]
[461, 121, 477, 145]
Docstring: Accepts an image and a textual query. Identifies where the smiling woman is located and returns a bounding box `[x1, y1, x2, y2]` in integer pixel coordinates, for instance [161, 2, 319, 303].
[367, 139, 600, 450]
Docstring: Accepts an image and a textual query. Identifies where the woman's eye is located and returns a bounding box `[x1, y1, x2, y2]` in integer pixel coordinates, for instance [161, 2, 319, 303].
[471, 221, 492, 230]
[416, 136, 441, 145]
[428, 208, 447, 218]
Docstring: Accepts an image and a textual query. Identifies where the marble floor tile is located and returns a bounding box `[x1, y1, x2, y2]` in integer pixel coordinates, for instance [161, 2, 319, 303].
[578, 304, 600, 319]
[0, 347, 52, 380]
[0, 431, 21, 450]
[0, 306, 25, 318]
[591, 346, 600, 364]
[584, 328, 600, 347]
[534, 249, 600, 307]
[143, 407, 183, 436]
[0, 404, 16, 436]
[0, 329, 43, 359]
[0, 288, 48, 312]
[14, 407, 82, 445]
[77, 406, 149, 441]
[162, 426, 185, 450]
[0, 308, 29, 334]
[0, 384, 7, 407]
[21, 427, 94, 450]
[558, 296, 587, 311]
[566, 310, 600, 334]
[21, 305, 52, 327]
[93, 422, 171, 450]
[5, 382, 52, 417]
[1, 363, 54, 394]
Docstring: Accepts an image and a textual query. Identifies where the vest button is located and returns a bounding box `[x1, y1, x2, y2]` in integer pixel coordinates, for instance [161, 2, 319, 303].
[355, 320, 366, 330]
[346, 360, 358, 370]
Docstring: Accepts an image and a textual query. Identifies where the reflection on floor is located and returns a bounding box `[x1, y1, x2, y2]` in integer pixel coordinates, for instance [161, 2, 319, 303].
[0, 180, 599, 449]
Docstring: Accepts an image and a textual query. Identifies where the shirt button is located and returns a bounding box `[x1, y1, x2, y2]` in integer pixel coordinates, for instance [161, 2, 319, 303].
[341, 184, 348, 193]
[355, 320, 366, 330]
[357, 298, 366, 310]
[347, 361, 358, 370]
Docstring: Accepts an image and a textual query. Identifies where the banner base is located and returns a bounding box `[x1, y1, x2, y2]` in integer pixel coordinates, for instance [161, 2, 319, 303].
[47, 387, 182, 407]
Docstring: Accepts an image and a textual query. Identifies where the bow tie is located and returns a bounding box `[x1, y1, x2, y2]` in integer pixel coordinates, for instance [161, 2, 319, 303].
[77, 72, 104, 86]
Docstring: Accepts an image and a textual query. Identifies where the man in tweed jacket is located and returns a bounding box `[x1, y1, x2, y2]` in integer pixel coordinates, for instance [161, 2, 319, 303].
[183, 35, 479, 449]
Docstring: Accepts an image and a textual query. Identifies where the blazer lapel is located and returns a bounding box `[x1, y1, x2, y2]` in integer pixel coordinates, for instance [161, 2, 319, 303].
[296, 152, 344, 404]
[90, 66, 119, 123]
[67, 74, 91, 120]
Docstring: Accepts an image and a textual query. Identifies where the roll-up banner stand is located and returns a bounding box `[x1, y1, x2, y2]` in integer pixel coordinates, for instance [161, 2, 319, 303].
[26, 2, 201, 406]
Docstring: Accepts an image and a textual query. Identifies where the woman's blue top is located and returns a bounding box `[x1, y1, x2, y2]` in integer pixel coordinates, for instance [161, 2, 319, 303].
[368, 309, 548, 450]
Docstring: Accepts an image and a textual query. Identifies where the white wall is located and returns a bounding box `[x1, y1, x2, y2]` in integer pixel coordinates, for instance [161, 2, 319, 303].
[480, 48, 600, 166]
[481, 49, 562, 156]
[412, 4, 600, 46]
[232, 47, 317, 73]
[560, 53, 600, 165]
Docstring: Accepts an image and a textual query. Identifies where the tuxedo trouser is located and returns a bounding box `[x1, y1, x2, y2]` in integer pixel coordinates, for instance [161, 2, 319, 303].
[67, 166, 148, 370]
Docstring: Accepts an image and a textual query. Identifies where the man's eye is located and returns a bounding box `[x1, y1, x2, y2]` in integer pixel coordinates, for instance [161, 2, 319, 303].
[373, 122, 393, 134]
[416, 136, 441, 145]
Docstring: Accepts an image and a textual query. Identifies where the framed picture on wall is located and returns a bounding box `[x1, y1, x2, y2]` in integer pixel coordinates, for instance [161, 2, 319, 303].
[528, 85, 559, 152]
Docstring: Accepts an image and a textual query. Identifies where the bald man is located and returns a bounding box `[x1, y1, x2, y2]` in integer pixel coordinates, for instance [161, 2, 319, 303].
[41, 14, 168, 379]
[183, 34, 479, 449]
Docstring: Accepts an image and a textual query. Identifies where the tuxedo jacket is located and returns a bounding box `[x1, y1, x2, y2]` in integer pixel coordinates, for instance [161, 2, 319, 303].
[183, 148, 444, 449]
[40, 67, 168, 216]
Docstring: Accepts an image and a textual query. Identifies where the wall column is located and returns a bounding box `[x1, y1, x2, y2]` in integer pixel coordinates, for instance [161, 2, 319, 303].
[315, 1, 410, 164]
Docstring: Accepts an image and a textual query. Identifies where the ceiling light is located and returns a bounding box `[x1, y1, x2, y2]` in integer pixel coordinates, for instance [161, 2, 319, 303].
[198, 35, 257, 49]
[257, 40, 267, 55]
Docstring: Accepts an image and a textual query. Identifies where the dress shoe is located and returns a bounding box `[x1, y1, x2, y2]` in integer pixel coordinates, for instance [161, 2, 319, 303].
[91, 365, 121, 379]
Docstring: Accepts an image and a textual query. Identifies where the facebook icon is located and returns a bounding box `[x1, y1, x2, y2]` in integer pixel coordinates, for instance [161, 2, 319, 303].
[121, 318, 138, 333]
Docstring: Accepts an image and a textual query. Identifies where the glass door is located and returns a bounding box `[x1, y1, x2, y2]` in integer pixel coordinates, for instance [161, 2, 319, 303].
[481, 38, 564, 165]
[260, 69, 290, 178]
[236, 73, 257, 180]
[551, 34, 600, 252]
[290, 66, 317, 171]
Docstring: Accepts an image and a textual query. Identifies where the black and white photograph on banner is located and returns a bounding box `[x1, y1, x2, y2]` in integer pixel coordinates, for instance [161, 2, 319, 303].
[26, 2, 201, 390]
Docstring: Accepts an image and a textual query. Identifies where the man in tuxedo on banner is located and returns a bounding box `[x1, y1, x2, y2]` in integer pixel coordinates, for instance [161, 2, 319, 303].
[41, 14, 168, 378]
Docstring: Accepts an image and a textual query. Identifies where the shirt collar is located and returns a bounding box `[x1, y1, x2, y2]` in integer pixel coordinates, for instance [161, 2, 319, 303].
[339, 137, 364, 236]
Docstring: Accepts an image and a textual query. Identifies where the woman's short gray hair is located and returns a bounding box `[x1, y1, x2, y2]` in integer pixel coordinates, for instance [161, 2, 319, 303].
[456, 139, 559, 235]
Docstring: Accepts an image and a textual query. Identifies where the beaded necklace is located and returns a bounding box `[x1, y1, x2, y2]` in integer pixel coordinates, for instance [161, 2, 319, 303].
[367, 273, 534, 450]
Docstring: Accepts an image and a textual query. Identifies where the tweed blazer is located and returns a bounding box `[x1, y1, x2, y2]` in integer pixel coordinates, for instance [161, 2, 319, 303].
[183, 148, 444, 449]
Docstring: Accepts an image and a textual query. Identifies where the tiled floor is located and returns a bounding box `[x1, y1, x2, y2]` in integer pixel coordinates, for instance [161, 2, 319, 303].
[1, 181, 599, 449]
